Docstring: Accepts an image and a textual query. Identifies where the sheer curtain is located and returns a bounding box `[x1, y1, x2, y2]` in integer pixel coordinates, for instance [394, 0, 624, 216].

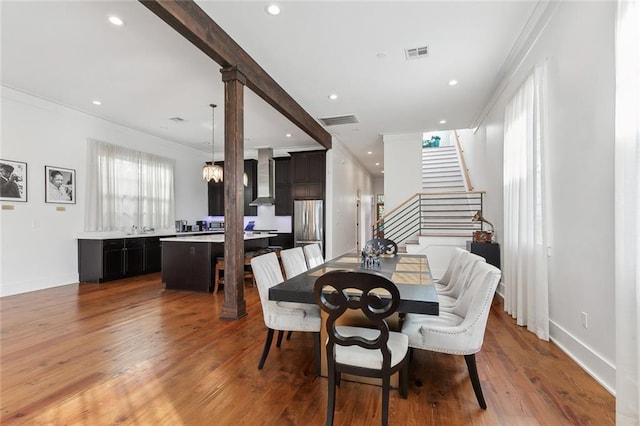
[85, 139, 175, 232]
[615, 1, 639, 423]
[502, 64, 550, 341]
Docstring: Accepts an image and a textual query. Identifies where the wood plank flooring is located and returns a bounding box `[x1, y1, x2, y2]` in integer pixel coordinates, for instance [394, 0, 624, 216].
[1, 274, 614, 425]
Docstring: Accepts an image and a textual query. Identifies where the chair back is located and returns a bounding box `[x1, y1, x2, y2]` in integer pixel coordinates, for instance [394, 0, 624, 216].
[315, 270, 400, 368]
[438, 247, 466, 285]
[280, 247, 308, 279]
[303, 243, 324, 269]
[455, 262, 501, 351]
[364, 238, 398, 256]
[441, 251, 486, 298]
[251, 252, 285, 322]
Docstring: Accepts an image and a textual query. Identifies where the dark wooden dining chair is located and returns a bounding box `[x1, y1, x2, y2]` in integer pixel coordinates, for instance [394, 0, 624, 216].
[314, 270, 409, 426]
[364, 238, 398, 256]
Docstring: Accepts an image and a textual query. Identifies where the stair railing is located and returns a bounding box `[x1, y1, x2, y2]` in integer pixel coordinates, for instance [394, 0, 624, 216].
[453, 130, 473, 191]
[372, 190, 487, 246]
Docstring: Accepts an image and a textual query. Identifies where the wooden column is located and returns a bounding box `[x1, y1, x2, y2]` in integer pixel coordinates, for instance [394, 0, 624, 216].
[220, 66, 247, 319]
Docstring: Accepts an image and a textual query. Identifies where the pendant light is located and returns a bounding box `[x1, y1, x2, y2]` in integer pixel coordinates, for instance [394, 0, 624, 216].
[203, 104, 224, 182]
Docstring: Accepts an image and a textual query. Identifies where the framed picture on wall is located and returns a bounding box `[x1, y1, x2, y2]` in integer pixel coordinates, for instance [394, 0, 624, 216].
[0, 159, 27, 202]
[45, 165, 75, 204]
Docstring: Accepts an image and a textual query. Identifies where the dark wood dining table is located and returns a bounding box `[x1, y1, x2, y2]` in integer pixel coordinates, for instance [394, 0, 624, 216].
[269, 252, 439, 315]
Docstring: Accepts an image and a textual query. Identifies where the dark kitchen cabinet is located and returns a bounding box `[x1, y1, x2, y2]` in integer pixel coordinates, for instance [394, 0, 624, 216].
[208, 160, 257, 216]
[290, 151, 326, 200]
[79, 237, 162, 283]
[274, 157, 292, 216]
[143, 237, 162, 273]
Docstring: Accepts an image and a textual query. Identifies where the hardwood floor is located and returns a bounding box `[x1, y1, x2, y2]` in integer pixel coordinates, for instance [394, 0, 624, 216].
[1, 274, 614, 425]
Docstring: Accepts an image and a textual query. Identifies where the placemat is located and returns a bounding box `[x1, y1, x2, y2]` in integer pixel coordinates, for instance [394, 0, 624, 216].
[398, 257, 424, 264]
[391, 272, 432, 286]
[394, 263, 425, 272]
[333, 256, 361, 264]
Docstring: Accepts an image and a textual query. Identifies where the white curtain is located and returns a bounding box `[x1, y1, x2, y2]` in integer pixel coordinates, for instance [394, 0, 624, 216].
[615, 1, 640, 424]
[502, 64, 550, 341]
[85, 140, 175, 232]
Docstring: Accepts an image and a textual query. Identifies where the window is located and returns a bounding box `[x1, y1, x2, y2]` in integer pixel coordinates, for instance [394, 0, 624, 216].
[85, 140, 175, 231]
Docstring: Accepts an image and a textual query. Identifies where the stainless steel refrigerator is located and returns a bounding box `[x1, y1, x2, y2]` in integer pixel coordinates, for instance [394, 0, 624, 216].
[294, 200, 324, 253]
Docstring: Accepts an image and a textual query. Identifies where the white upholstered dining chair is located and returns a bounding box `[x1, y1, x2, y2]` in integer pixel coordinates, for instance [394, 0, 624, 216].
[303, 243, 324, 268]
[434, 247, 465, 291]
[401, 261, 501, 409]
[436, 250, 486, 307]
[250, 252, 321, 373]
[280, 247, 308, 279]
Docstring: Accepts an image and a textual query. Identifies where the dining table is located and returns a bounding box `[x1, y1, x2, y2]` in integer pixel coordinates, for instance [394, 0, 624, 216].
[269, 251, 439, 383]
[269, 251, 439, 315]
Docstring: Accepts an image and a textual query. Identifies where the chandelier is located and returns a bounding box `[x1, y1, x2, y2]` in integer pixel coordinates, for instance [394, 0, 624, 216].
[203, 103, 224, 183]
[202, 103, 248, 186]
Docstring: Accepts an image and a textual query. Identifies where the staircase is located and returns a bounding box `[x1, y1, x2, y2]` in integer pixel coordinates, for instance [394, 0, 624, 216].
[422, 145, 467, 192]
[374, 133, 484, 275]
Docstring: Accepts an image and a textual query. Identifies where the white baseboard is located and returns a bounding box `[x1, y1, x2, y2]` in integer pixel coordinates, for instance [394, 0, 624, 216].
[548, 320, 616, 395]
[493, 293, 615, 396]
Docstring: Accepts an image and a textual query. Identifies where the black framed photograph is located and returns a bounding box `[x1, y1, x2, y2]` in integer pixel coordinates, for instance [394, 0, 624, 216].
[0, 159, 27, 202]
[45, 165, 75, 204]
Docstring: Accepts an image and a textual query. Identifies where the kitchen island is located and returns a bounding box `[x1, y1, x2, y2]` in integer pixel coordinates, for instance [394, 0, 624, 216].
[160, 233, 276, 292]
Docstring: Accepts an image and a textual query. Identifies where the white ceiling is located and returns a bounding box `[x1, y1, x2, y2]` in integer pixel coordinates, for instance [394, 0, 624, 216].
[1, 1, 539, 175]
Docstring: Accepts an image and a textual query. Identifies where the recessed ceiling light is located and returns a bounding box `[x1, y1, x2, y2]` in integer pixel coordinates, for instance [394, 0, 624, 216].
[375, 162, 380, 166]
[285, 133, 292, 138]
[328, 93, 338, 101]
[92, 100, 102, 106]
[367, 151, 372, 155]
[108, 15, 124, 26]
[440, 120, 447, 124]
[381, 170, 385, 174]
[266, 4, 280, 15]
[448, 79, 458, 86]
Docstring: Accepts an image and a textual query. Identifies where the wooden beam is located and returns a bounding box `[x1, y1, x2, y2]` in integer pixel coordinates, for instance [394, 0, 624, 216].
[220, 67, 247, 320]
[139, 0, 331, 149]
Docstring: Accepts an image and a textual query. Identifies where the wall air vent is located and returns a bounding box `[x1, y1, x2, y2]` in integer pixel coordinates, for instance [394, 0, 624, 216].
[405, 45, 429, 60]
[169, 117, 185, 122]
[318, 114, 359, 126]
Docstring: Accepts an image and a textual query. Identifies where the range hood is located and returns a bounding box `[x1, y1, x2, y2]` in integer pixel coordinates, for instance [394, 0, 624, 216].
[249, 148, 275, 206]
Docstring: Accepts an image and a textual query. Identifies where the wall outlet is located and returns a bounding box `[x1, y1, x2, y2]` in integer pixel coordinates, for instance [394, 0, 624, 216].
[581, 312, 588, 329]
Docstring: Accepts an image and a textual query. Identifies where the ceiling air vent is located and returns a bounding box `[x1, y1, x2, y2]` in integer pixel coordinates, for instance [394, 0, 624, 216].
[318, 114, 359, 126]
[405, 45, 429, 60]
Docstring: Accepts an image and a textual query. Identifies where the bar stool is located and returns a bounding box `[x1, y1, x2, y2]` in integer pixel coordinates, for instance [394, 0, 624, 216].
[213, 254, 256, 293]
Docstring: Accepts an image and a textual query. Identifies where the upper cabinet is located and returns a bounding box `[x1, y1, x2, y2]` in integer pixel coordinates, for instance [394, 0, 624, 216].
[208, 159, 258, 216]
[290, 150, 326, 200]
[274, 157, 292, 216]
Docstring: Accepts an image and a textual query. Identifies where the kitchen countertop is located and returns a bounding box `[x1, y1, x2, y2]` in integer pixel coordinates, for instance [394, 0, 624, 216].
[76, 229, 225, 240]
[160, 233, 277, 243]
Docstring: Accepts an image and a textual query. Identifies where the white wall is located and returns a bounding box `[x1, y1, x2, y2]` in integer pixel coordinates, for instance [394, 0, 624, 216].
[325, 137, 374, 259]
[382, 132, 423, 211]
[465, 1, 616, 392]
[0, 87, 209, 296]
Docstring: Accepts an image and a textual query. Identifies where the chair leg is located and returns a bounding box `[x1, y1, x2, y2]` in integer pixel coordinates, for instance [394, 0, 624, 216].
[286, 330, 293, 340]
[313, 332, 321, 376]
[213, 262, 220, 293]
[400, 358, 409, 398]
[381, 373, 390, 426]
[258, 328, 275, 370]
[276, 330, 285, 347]
[464, 354, 487, 409]
[326, 360, 336, 426]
